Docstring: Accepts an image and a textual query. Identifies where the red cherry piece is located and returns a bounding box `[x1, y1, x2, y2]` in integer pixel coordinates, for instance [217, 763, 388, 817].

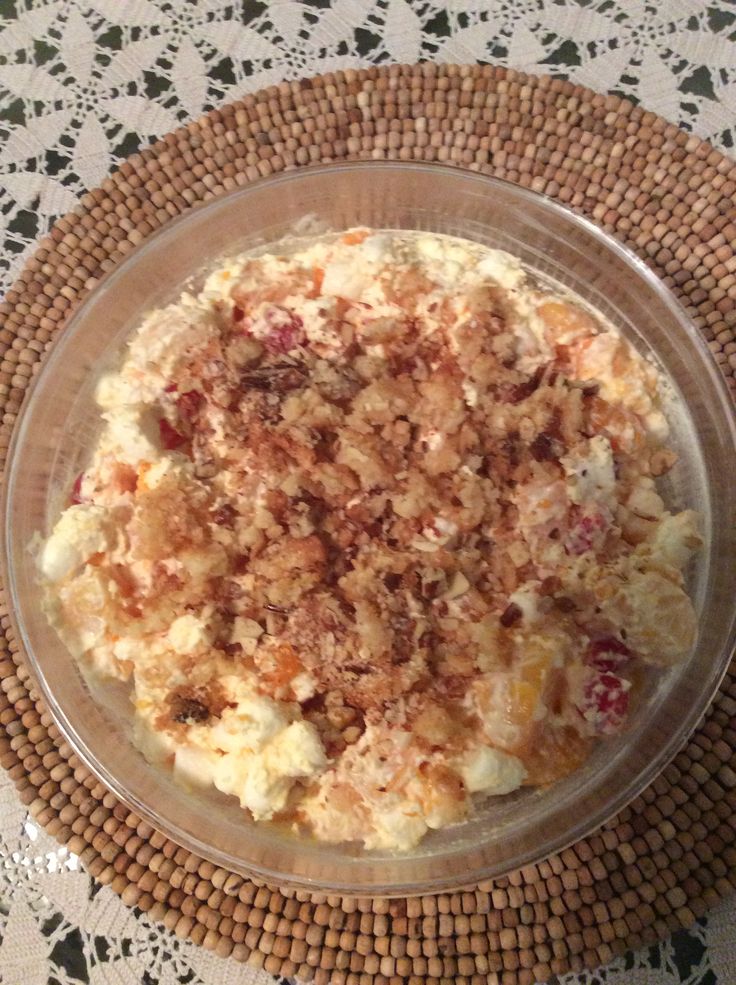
[159, 418, 187, 450]
[69, 472, 85, 505]
[164, 383, 177, 393]
[586, 636, 632, 672]
[233, 305, 245, 323]
[577, 669, 630, 735]
[566, 507, 608, 555]
[176, 389, 203, 422]
[263, 309, 304, 353]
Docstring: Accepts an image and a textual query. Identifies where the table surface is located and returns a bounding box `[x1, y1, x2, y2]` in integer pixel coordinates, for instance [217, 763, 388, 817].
[1, 2, 735, 984]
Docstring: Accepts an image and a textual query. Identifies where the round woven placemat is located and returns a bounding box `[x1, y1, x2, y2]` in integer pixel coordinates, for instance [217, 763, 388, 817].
[1, 63, 736, 985]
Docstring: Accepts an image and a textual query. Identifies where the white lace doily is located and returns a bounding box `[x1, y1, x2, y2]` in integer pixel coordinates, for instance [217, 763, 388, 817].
[1, 2, 735, 984]
[1, 0, 735, 294]
[2, 768, 735, 985]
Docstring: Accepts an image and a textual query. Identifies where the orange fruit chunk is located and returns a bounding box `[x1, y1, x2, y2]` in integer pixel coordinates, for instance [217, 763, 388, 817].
[587, 396, 645, 452]
[258, 642, 303, 694]
[311, 266, 324, 296]
[476, 653, 553, 753]
[341, 230, 369, 245]
[522, 726, 592, 786]
[537, 300, 597, 341]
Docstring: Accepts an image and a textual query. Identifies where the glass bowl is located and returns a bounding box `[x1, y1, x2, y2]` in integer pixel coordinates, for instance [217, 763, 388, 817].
[4, 163, 736, 896]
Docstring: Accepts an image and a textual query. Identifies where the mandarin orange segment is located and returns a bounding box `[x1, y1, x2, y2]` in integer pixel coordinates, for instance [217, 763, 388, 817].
[136, 461, 153, 491]
[518, 653, 553, 692]
[522, 726, 592, 786]
[478, 649, 553, 732]
[537, 300, 597, 340]
[311, 265, 325, 295]
[506, 679, 540, 726]
[588, 397, 645, 452]
[476, 672, 544, 753]
[499, 654, 554, 734]
[416, 763, 467, 825]
[341, 229, 369, 245]
[258, 642, 303, 693]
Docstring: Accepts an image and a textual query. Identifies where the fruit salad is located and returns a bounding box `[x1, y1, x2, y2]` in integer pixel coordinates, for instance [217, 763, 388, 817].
[38, 229, 701, 851]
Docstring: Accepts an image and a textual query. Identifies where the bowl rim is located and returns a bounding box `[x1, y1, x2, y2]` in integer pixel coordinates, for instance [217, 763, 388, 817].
[3, 160, 736, 895]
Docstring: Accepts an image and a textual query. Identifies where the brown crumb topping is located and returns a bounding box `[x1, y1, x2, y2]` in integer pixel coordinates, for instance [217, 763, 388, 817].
[54, 231, 698, 821]
[121, 247, 647, 730]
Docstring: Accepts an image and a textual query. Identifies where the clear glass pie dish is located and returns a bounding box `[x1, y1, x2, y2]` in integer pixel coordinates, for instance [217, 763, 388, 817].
[3, 162, 736, 895]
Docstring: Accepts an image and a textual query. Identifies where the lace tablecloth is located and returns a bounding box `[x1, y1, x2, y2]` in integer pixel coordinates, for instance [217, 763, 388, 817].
[1, 2, 735, 984]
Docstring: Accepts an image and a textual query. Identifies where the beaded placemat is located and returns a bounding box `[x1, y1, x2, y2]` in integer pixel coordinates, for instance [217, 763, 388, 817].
[1, 64, 735, 985]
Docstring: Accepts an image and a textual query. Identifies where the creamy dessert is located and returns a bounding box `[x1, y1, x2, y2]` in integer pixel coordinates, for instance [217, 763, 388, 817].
[38, 229, 701, 851]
